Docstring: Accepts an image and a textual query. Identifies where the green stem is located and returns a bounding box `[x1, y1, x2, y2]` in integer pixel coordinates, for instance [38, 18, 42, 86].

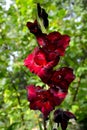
[49, 115, 53, 130]
[43, 117, 47, 130]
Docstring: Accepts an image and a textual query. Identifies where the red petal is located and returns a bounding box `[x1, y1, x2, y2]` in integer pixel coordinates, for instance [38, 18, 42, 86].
[26, 85, 42, 101]
[36, 33, 48, 47]
[50, 87, 67, 106]
[64, 111, 76, 120]
[50, 67, 75, 91]
[41, 101, 53, 117]
[61, 120, 68, 130]
[47, 32, 61, 42]
[56, 35, 70, 56]
[26, 20, 42, 35]
[34, 49, 47, 66]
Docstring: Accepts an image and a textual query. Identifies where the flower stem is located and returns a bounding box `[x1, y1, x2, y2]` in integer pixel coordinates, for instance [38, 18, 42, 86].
[43, 117, 47, 130]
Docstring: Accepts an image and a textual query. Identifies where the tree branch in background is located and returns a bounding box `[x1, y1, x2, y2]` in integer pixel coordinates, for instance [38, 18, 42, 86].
[73, 76, 81, 102]
[8, 72, 26, 129]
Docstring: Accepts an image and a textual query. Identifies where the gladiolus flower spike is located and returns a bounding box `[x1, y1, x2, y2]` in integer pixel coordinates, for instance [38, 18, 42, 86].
[24, 3, 76, 129]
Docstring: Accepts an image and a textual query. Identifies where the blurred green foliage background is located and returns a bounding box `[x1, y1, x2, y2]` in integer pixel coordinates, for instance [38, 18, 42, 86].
[0, 0, 87, 130]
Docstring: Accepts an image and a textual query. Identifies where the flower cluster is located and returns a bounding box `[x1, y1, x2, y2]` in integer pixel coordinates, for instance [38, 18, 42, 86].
[24, 3, 76, 130]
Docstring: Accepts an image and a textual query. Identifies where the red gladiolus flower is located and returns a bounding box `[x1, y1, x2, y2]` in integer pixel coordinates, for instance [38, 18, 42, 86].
[36, 31, 70, 56]
[24, 47, 60, 83]
[24, 47, 48, 73]
[54, 109, 76, 130]
[26, 85, 67, 118]
[26, 85, 54, 118]
[48, 67, 75, 91]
